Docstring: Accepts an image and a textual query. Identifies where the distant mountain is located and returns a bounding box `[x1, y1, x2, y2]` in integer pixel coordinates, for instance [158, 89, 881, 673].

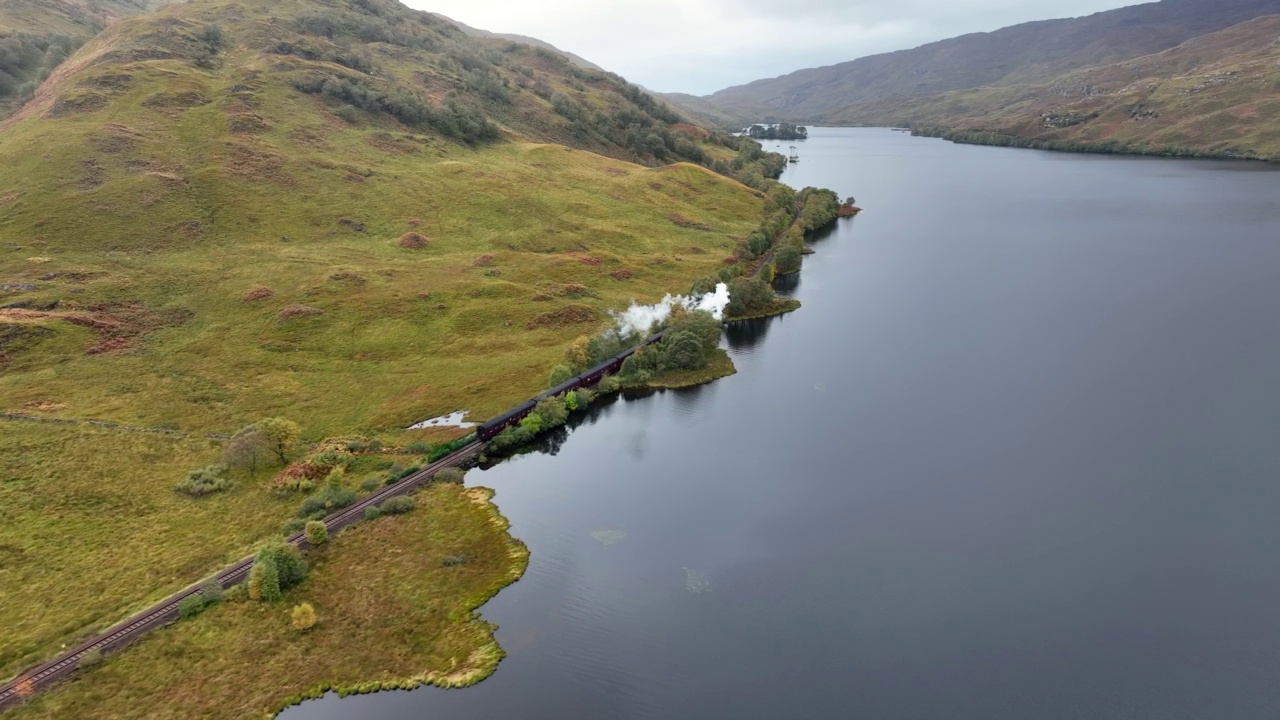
[906, 15, 1280, 160]
[655, 91, 745, 129]
[704, 0, 1280, 124]
[430, 12, 603, 71]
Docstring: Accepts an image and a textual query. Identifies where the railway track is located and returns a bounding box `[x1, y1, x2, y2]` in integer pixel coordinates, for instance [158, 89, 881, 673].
[0, 440, 483, 712]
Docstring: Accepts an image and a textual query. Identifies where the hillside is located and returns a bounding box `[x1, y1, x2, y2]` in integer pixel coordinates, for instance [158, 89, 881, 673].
[903, 15, 1280, 161]
[430, 12, 602, 71]
[0, 0, 779, 688]
[703, 0, 1280, 123]
[0, 0, 171, 115]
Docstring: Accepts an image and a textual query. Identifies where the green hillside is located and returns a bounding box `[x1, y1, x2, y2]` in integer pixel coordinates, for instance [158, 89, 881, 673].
[0, 0, 779, 690]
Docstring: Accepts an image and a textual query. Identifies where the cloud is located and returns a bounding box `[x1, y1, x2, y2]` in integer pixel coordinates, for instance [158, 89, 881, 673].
[407, 0, 1141, 94]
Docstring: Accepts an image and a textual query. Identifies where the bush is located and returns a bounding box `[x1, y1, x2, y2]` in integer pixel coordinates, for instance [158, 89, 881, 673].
[535, 396, 569, 428]
[359, 477, 381, 492]
[667, 310, 722, 351]
[661, 330, 706, 371]
[250, 543, 308, 603]
[435, 466, 466, 484]
[519, 412, 544, 435]
[175, 465, 232, 497]
[291, 602, 317, 632]
[297, 485, 358, 520]
[280, 518, 306, 536]
[363, 505, 382, 521]
[441, 555, 469, 567]
[178, 594, 206, 620]
[201, 579, 223, 606]
[304, 520, 328, 545]
[380, 495, 416, 515]
[79, 648, 102, 669]
[405, 441, 431, 454]
[726, 276, 775, 317]
[548, 364, 574, 388]
[775, 245, 802, 275]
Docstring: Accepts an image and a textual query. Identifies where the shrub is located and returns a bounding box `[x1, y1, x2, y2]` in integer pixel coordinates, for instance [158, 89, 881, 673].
[304, 520, 328, 545]
[297, 485, 358, 520]
[661, 330, 706, 371]
[548, 364, 573, 388]
[291, 603, 317, 632]
[576, 387, 596, 406]
[535, 396, 569, 428]
[360, 477, 381, 492]
[280, 518, 306, 536]
[759, 263, 775, 283]
[252, 543, 308, 602]
[597, 375, 621, 394]
[519, 412, 544, 435]
[775, 245, 802, 275]
[201, 579, 223, 606]
[405, 441, 431, 454]
[565, 391, 580, 411]
[363, 505, 382, 521]
[726, 276, 774, 317]
[380, 495, 416, 515]
[79, 648, 103, 669]
[435, 467, 465, 484]
[441, 555, 468, 567]
[175, 465, 232, 497]
[178, 594, 206, 620]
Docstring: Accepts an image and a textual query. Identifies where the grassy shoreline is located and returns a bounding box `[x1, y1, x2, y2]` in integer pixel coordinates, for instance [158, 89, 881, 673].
[5, 483, 529, 720]
[639, 347, 736, 390]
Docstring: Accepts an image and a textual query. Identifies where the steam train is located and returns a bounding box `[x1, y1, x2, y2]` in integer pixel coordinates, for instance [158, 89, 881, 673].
[477, 328, 668, 441]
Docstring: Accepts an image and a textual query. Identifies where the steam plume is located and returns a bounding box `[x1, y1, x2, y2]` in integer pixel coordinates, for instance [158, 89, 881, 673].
[611, 283, 731, 336]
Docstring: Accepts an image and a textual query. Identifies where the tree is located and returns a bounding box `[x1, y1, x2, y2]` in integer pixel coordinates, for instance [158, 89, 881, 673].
[759, 263, 775, 284]
[223, 425, 269, 473]
[548, 364, 573, 388]
[249, 558, 281, 602]
[747, 231, 771, 257]
[534, 396, 568, 428]
[564, 391, 580, 411]
[256, 543, 308, 589]
[564, 336, 591, 371]
[775, 245, 802, 275]
[257, 418, 301, 465]
[304, 520, 328, 546]
[667, 310, 721, 351]
[661, 331, 706, 371]
[726, 276, 774, 317]
[291, 603, 317, 632]
[519, 412, 544, 435]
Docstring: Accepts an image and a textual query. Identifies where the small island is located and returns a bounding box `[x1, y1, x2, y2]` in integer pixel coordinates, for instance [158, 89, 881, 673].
[747, 123, 809, 141]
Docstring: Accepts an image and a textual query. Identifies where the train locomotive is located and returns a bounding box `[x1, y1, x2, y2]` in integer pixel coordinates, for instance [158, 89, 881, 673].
[477, 328, 667, 441]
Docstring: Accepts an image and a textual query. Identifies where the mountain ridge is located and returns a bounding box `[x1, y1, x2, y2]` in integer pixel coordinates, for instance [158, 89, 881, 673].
[702, 0, 1280, 124]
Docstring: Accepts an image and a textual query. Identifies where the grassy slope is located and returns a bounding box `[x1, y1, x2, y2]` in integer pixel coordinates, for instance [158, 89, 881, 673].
[893, 15, 1280, 160]
[702, 0, 1280, 121]
[6, 483, 530, 720]
[0, 424, 295, 680]
[0, 0, 764, 684]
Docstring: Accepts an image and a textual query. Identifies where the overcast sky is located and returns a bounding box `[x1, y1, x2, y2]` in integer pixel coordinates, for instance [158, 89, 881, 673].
[405, 0, 1148, 95]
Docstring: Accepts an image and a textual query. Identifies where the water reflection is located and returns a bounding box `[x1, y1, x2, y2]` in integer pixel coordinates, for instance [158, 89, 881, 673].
[723, 315, 777, 352]
[772, 270, 801, 295]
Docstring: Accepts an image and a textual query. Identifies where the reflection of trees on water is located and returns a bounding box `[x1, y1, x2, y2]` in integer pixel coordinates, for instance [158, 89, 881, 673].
[772, 271, 801, 296]
[806, 222, 840, 246]
[724, 316, 777, 352]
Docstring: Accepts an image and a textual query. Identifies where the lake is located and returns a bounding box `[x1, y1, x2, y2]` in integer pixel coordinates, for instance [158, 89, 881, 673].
[284, 128, 1280, 719]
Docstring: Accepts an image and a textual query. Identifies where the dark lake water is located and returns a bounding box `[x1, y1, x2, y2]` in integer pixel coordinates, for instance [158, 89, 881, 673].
[284, 128, 1280, 719]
